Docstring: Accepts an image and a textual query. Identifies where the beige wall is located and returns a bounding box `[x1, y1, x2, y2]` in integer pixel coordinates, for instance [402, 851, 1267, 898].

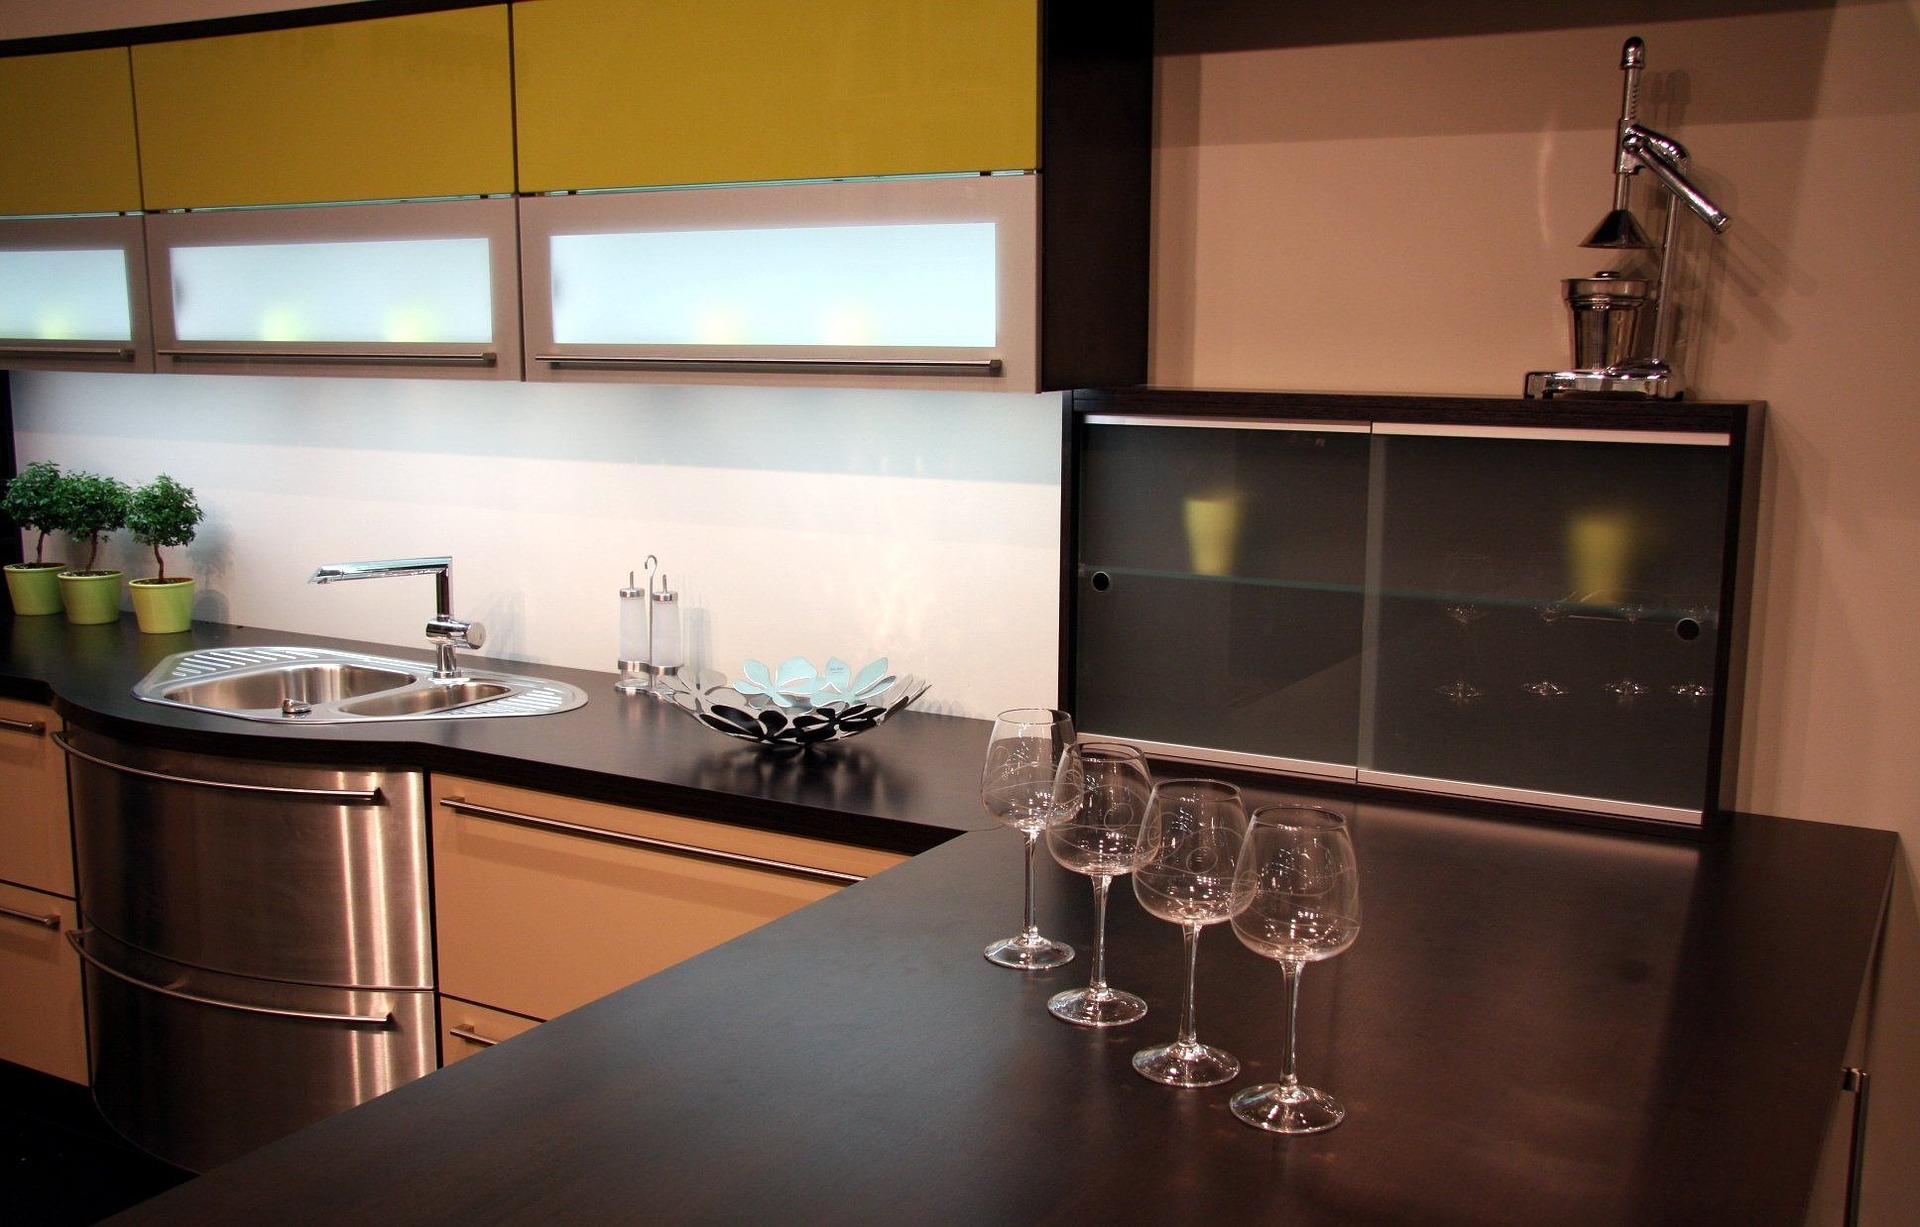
[1152, 4, 1920, 1222]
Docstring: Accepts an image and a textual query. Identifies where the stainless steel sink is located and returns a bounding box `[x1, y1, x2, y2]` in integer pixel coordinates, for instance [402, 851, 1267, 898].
[133, 646, 589, 724]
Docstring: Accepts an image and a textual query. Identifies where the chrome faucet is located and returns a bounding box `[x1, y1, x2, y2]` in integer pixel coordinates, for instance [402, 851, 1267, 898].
[309, 555, 485, 681]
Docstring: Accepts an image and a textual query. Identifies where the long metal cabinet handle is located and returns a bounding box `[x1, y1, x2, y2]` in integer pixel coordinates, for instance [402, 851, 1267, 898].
[0, 903, 61, 929]
[0, 345, 136, 361]
[447, 1023, 500, 1048]
[158, 348, 497, 367]
[0, 715, 47, 736]
[52, 732, 385, 804]
[534, 354, 1001, 376]
[65, 930, 395, 1027]
[438, 797, 864, 887]
[1844, 1067, 1870, 1227]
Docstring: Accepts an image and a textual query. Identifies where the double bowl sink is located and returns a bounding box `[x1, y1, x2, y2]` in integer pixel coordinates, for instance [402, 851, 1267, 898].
[133, 645, 589, 724]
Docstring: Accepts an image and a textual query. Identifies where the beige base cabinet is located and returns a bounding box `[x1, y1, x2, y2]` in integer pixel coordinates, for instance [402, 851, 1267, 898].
[438, 995, 542, 1068]
[430, 775, 904, 1040]
[0, 699, 85, 1083]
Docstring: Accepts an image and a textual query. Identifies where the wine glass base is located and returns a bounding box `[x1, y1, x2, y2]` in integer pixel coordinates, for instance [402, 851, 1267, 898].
[984, 934, 1074, 970]
[1522, 679, 1567, 697]
[1436, 680, 1482, 703]
[1048, 986, 1147, 1027]
[1132, 1039, 1239, 1088]
[1230, 1081, 1345, 1134]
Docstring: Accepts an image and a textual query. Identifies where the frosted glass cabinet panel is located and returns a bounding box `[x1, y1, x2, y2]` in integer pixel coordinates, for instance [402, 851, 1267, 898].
[0, 216, 153, 373]
[1360, 424, 1738, 825]
[145, 198, 520, 380]
[522, 174, 1037, 392]
[1068, 391, 1763, 833]
[1073, 416, 1372, 777]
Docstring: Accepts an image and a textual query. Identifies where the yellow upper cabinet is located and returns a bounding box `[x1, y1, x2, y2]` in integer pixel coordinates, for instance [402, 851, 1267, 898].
[512, 0, 1040, 193]
[132, 6, 515, 210]
[0, 48, 142, 216]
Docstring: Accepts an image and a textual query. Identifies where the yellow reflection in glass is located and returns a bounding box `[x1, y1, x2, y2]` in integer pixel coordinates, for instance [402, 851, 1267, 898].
[35, 308, 78, 340]
[258, 304, 307, 343]
[385, 304, 441, 343]
[694, 305, 746, 345]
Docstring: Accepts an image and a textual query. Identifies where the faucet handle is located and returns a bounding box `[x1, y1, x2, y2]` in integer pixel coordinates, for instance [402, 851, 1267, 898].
[427, 616, 486, 653]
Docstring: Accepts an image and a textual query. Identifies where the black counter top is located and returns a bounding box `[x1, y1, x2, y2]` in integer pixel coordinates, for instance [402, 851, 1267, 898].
[99, 794, 1893, 1227]
[6, 611, 1897, 1225]
[2, 612, 982, 854]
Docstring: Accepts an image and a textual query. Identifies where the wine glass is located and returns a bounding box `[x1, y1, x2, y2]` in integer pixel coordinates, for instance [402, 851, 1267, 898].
[981, 708, 1083, 971]
[1436, 552, 1494, 702]
[1522, 552, 1571, 698]
[1229, 804, 1361, 1134]
[1130, 778, 1250, 1087]
[1603, 589, 1657, 700]
[1046, 743, 1155, 1027]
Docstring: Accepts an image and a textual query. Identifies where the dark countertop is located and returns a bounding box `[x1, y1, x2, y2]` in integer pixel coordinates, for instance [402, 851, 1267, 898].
[5, 612, 1898, 1225]
[2, 612, 982, 854]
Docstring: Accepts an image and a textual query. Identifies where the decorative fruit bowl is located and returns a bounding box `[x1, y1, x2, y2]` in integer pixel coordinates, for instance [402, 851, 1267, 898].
[661, 656, 930, 753]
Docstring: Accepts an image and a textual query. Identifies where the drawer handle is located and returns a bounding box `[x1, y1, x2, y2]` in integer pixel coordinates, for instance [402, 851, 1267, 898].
[53, 732, 385, 804]
[534, 354, 1000, 376]
[0, 716, 48, 736]
[447, 1023, 501, 1048]
[65, 930, 395, 1027]
[0, 903, 61, 929]
[159, 348, 497, 368]
[438, 796, 864, 887]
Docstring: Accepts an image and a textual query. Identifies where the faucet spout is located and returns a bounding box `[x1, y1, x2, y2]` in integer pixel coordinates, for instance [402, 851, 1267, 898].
[308, 555, 484, 680]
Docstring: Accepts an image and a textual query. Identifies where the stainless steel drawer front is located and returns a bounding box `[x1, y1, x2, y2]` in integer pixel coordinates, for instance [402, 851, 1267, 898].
[63, 728, 432, 990]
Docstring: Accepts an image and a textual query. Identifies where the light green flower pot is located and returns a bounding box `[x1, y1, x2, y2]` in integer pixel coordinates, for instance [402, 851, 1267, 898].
[57, 570, 124, 626]
[130, 577, 195, 635]
[4, 563, 65, 616]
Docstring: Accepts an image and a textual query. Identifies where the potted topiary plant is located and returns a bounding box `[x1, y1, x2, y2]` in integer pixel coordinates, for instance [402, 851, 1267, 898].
[54, 470, 131, 626]
[2, 460, 70, 616]
[126, 474, 204, 634]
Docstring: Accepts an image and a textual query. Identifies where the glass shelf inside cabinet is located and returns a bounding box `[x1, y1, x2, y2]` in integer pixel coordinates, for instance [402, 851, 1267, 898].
[1074, 418, 1372, 775]
[1361, 428, 1731, 819]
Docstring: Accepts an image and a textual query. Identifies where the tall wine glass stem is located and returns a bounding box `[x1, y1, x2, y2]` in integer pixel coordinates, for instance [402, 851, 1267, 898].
[1019, 828, 1041, 943]
[1086, 874, 1113, 994]
[1279, 959, 1304, 1092]
[1176, 921, 1202, 1047]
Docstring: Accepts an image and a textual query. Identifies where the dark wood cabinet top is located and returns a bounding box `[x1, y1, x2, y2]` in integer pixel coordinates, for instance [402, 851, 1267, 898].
[5, 612, 1891, 1225]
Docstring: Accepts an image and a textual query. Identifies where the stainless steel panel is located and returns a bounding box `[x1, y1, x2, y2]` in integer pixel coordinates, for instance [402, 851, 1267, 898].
[78, 930, 435, 1173]
[64, 727, 431, 989]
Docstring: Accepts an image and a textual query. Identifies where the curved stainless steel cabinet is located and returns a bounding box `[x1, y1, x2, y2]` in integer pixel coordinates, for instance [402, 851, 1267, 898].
[62, 727, 435, 1172]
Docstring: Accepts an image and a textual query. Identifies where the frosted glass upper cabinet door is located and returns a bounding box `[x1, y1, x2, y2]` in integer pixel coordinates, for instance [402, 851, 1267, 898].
[0, 216, 153, 373]
[512, 0, 1038, 192]
[132, 6, 514, 210]
[0, 48, 143, 217]
[522, 175, 1036, 391]
[146, 198, 520, 380]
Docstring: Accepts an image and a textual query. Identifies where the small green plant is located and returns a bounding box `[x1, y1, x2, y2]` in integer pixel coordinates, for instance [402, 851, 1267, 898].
[55, 471, 131, 573]
[1, 460, 69, 565]
[127, 474, 204, 582]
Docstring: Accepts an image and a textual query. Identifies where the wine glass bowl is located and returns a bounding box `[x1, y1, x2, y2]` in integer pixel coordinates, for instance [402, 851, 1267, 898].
[981, 708, 1082, 971]
[1229, 805, 1361, 1134]
[1130, 778, 1250, 1087]
[1436, 552, 1495, 702]
[1045, 743, 1154, 1027]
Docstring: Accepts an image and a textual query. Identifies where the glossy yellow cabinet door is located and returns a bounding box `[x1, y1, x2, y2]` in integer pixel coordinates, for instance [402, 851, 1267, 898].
[0, 48, 142, 216]
[513, 0, 1039, 192]
[132, 5, 515, 210]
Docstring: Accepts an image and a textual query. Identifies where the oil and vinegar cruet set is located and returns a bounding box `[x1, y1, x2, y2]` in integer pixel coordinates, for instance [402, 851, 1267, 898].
[981, 709, 1362, 1136]
[1527, 36, 1735, 400]
[615, 555, 684, 696]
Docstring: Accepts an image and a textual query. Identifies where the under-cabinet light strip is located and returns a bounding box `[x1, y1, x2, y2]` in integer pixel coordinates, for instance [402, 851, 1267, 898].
[1373, 421, 1730, 446]
[1082, 415, 1372, 433]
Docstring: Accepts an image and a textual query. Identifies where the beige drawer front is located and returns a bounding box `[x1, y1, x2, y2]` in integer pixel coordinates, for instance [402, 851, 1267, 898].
[0, 699, 71, 898]
[431, 776, 903, 1022]
[0, 881, 86, 1083]
[439, 995, 542, 1068]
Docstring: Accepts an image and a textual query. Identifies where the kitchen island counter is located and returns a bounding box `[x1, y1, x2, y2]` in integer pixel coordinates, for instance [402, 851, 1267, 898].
[104, 787, 1894, 1225]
